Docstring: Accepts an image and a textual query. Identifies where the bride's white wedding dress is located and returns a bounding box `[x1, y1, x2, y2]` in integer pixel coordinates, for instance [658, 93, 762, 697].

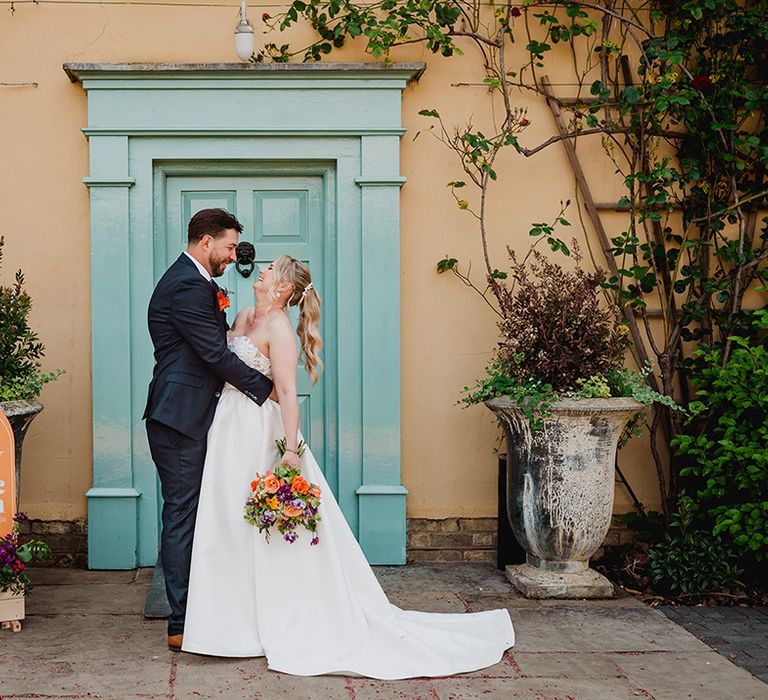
[182, 335, 515, 678]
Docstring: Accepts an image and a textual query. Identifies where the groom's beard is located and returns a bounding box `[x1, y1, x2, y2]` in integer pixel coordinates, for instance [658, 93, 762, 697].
[209, 254, 230, 278]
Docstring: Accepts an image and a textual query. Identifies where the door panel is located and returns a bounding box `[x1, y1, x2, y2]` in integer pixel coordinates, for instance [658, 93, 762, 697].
[165, 175, 327, 468]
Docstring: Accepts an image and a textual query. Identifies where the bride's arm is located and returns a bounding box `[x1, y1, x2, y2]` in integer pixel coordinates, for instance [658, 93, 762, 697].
[268, 316, 301, 467]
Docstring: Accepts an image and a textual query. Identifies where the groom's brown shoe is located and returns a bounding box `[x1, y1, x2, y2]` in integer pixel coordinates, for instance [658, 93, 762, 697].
[168, 634, 183, 652]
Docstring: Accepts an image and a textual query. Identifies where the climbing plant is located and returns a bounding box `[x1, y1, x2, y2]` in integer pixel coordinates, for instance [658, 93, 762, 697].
[259, 1, 768, 521]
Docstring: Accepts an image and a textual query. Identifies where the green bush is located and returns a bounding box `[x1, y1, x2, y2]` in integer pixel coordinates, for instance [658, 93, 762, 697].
[673, 310, 768, 561]
[0, 237, 63, 401]
[648, 497, 743, 595]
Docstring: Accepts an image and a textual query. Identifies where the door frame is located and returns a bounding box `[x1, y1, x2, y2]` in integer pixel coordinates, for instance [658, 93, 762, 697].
[65, 63, 424, 568]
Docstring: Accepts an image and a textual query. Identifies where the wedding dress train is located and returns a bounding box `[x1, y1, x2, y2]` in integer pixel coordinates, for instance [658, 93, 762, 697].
[182, 335, 515, 678]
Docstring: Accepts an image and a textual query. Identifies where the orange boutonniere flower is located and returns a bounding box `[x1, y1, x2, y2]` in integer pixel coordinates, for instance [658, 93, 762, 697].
[217, 289, 230, 312]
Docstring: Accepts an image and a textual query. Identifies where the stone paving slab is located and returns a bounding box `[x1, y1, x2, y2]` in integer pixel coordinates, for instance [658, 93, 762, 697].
[610, 650, 767, 700]
[465, 595, 711, 654]
[1, 565, 767, 700]
[25, 581, 151, 616]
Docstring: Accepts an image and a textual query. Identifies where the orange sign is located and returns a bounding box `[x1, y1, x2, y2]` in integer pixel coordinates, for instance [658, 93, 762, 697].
[0, 412, 15, 537]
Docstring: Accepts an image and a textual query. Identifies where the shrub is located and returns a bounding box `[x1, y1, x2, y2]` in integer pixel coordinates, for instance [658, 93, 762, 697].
[673, 310, 768, 561]
[0, 237, 62, 401]
[495, 246, 629, 392]
[648, 497, 743, 595]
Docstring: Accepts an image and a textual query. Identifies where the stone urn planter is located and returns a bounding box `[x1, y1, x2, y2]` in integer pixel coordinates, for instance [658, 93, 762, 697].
[0, 589, 24, 632]
[0, 400, 44, 509]
[485, 396, 643, 599]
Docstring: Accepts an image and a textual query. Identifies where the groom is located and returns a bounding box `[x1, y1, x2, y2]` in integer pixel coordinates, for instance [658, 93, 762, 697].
[144, 208, 274, 652]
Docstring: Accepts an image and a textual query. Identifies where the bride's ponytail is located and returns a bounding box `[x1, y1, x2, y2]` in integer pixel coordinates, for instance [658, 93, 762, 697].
[297, 289, 323, 385]
[271, 255, 324, 385]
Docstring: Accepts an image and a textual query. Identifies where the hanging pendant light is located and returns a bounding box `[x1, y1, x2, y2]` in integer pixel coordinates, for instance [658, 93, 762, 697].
[234, 1, 255, 62]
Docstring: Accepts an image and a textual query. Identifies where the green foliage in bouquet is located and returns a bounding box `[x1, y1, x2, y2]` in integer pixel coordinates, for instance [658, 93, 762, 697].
[0, 237, 63, 401]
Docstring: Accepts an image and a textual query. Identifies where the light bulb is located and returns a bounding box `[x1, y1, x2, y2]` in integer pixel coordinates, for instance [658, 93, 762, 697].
[234, 2, 254, 62]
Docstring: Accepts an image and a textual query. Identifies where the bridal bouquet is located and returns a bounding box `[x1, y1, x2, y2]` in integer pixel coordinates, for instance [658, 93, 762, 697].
[243, 462, 322, 545]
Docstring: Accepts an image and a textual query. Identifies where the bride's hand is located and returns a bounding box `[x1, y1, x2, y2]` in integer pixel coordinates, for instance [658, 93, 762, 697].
[280, 450, 301, 468]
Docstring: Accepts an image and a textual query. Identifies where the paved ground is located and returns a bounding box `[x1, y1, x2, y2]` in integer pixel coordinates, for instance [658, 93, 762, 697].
[1, 564, 767, 700]
[659, 604, 768, 684]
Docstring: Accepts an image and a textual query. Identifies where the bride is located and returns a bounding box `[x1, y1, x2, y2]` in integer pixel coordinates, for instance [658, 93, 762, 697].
[182, 255, 515, 678]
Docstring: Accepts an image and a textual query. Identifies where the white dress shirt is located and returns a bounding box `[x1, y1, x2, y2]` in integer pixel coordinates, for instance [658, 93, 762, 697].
[183, 251, 212, 282]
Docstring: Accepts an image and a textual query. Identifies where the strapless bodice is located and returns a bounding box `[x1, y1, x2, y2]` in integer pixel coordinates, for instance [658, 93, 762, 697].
[227, 335, 273, 379]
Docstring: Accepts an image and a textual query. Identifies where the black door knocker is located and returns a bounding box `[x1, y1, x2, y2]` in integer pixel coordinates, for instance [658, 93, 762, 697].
[235, 241, 256, 278]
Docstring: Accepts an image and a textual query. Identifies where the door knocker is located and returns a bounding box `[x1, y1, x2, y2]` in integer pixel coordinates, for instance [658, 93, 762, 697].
[235, 242, 256, 278]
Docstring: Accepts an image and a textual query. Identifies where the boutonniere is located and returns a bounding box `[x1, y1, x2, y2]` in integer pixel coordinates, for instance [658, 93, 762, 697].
[217, 289, 232, 312]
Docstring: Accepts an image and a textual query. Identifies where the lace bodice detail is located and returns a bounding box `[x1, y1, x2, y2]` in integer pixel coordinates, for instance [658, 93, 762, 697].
[228, 335, 272, 379]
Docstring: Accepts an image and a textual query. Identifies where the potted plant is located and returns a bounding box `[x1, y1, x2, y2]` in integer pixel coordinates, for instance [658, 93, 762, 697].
[0, 236, 63, 508]
[1, 512, 52, 632]
[462, 243, 677, 598]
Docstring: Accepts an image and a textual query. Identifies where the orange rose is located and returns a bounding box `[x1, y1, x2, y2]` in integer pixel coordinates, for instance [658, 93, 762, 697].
[250, 479, 260, 492]
[283, 504, 304, 518]
[264, 475, 280, 494]
[291, 476, 309, 494]
[217, 290, 230, 312]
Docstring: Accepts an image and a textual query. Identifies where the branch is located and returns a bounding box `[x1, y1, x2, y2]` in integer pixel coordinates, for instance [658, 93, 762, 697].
[577, 1, 654, 37]
[519, 126, 685, 158]
[447, 29, 500, 49]
[450, 266, 503, 317]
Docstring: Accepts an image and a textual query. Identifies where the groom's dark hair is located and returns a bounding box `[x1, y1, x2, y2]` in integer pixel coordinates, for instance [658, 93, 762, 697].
[188, 208, 244, 244]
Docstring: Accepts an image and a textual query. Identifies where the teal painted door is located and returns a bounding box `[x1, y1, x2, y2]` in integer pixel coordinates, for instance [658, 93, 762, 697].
[81, 67, 416, 570]
[164, 174, 328, 466]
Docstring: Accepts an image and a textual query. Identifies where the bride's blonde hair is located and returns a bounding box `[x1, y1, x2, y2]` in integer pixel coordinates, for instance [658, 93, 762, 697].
[269, 255, 323, 384]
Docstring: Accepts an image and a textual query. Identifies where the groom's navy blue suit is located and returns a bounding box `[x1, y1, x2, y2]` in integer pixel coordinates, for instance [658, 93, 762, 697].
[144, 253, 273, 635]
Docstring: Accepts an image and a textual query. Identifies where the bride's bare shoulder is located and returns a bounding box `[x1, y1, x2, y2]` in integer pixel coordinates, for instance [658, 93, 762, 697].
[267, 311, 296, 347]
[231, 307, 255, 332]
[267, 311, 291, 332]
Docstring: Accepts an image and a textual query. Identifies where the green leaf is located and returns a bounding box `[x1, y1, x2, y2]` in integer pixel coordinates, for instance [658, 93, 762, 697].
[622, 86, 641, 105]
[436, 257, 458, 273]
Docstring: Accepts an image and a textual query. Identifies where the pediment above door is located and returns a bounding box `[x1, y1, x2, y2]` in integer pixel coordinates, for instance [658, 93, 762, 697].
[64, 62, 425, 136]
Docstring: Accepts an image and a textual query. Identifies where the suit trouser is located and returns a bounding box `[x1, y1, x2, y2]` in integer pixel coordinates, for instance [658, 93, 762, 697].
[145, 418, 207, 635]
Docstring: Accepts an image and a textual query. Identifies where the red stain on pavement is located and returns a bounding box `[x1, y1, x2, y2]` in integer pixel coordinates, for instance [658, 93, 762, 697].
[344, 676, 357, 700]
[505, 651, 523, 675]
[168, 652, 178, 699]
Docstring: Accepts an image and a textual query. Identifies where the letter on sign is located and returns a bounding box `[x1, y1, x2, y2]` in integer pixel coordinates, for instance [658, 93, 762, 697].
[0, 412, 15, 538]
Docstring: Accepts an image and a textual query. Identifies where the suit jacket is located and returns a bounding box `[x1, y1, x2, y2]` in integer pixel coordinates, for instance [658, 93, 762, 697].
[143, 253, 273, 440]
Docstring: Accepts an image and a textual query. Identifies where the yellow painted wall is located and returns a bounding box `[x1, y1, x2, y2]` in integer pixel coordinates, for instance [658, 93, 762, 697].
[0, 3, 661, 523]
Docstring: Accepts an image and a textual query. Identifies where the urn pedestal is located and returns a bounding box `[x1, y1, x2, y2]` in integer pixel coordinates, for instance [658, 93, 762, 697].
[0, 400, 44, 509]
[0, 589, 24, 632]
[485, 397, 642, 599]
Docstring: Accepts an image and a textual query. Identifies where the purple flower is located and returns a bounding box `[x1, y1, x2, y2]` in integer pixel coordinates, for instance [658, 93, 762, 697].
[310, 536, 319, 546]
[13, 512, 30, 526]
[290, 499, 306, 510]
